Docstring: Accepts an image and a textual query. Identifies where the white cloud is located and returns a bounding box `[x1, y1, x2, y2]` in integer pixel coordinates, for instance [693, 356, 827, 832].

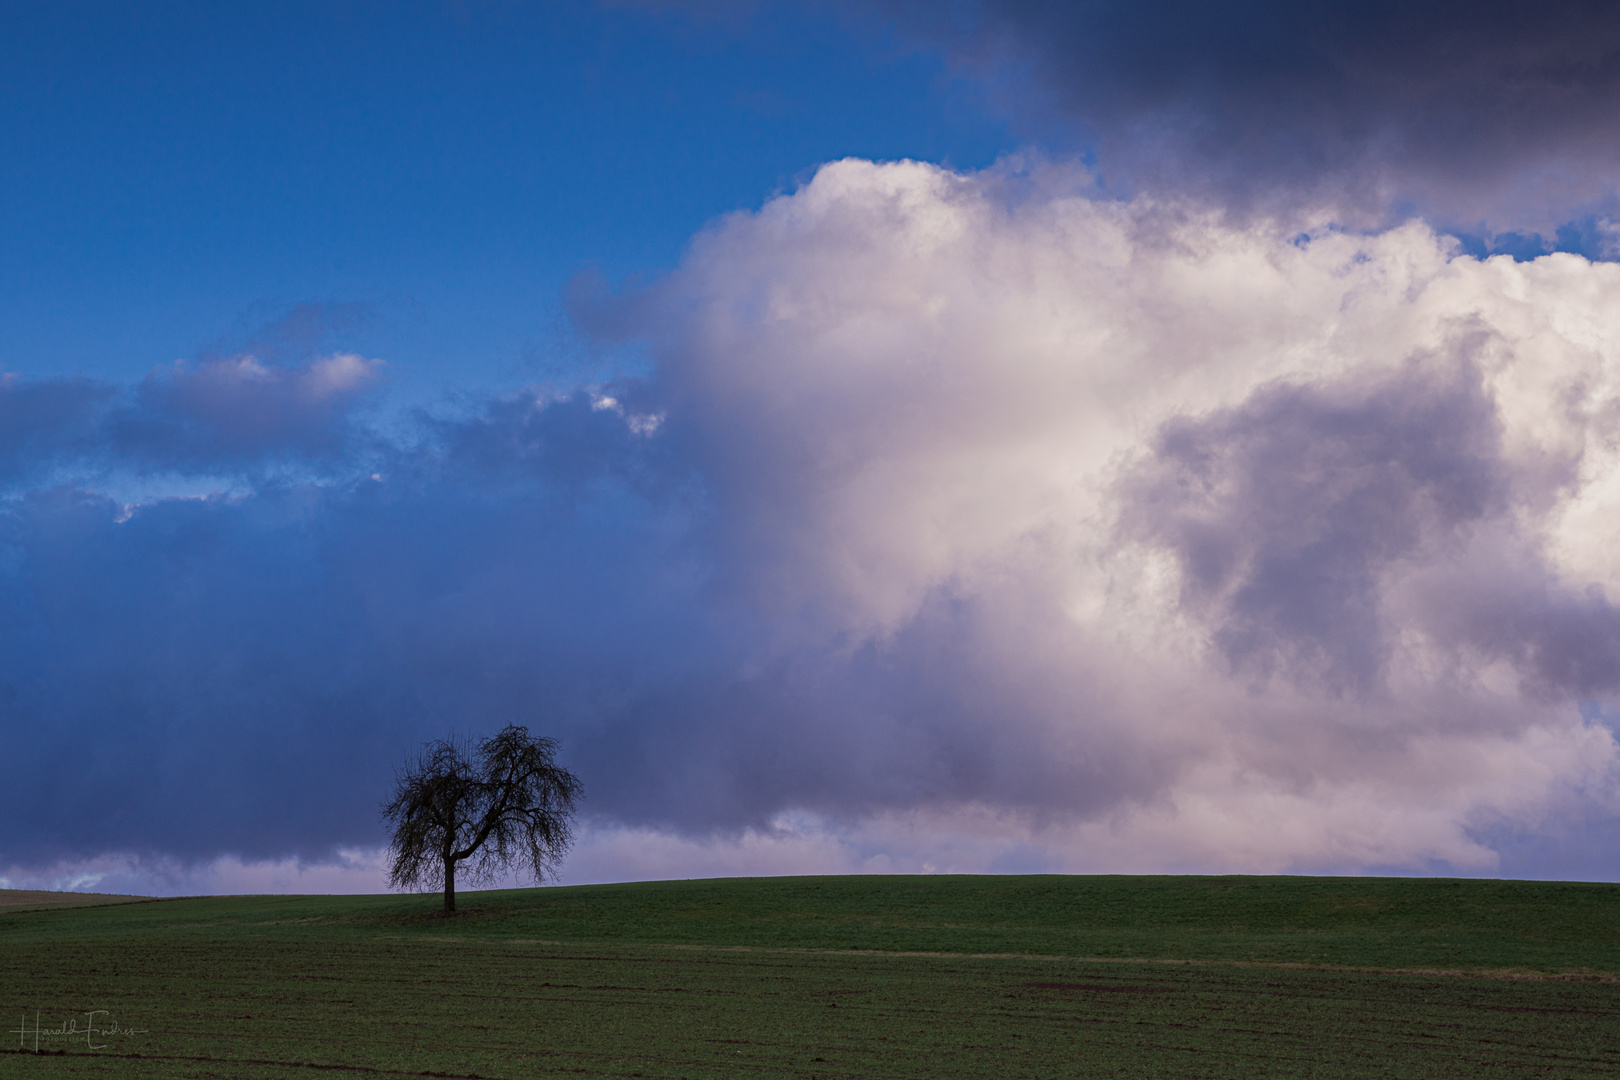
[595, 156, 1620, 872]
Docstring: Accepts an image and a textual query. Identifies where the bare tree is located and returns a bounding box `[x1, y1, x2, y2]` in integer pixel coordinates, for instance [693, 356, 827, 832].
[382, 725, 582, 913]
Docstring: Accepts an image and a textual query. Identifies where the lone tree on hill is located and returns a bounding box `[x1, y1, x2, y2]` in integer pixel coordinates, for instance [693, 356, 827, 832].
[382, 725, 582, 914]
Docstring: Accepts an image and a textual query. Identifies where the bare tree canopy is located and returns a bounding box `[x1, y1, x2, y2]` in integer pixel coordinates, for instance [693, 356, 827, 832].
[382, 725, 582, 913]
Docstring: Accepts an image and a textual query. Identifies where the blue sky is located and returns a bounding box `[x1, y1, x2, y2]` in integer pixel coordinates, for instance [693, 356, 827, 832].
[0, 2, 1010, 398]
[7, 0, 1620, 896]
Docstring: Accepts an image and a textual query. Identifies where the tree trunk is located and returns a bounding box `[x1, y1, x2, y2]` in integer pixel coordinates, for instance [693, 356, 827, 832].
[443, 855, 456, 914]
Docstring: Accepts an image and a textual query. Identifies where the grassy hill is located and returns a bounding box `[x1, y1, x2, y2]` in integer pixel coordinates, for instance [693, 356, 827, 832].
[4, 875, 1619, 1077]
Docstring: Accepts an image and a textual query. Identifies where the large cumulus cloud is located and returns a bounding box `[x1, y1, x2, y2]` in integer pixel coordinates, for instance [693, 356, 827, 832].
[607, 158, 1620, 868]
[7, 158, 1620, 887]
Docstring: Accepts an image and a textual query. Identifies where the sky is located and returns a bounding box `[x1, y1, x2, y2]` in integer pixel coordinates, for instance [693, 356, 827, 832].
[5, 0, 1620, 896]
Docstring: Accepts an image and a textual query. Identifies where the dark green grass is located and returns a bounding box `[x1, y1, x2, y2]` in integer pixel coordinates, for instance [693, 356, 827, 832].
[12, 875, 1619, 972]
[3, 875, 1619, 1077]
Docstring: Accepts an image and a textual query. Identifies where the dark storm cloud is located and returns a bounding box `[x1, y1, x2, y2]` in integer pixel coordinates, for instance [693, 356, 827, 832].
[891, 0, 1620, 229]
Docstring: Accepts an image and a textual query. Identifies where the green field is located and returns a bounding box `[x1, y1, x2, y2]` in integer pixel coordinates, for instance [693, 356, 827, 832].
[3, 875, 1618, 1078]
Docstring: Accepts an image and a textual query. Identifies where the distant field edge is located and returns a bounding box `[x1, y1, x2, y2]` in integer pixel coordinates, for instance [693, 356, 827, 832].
[0, 889, 153, 911]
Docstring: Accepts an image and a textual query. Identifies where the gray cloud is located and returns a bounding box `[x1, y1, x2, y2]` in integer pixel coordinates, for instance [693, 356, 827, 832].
[1125, 339, 1620, 722]
[0, 376, 114, 483]
[111, 352, 384, 467]
[1125, 356, 1508, 695]
[0, 352, 383, 487]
